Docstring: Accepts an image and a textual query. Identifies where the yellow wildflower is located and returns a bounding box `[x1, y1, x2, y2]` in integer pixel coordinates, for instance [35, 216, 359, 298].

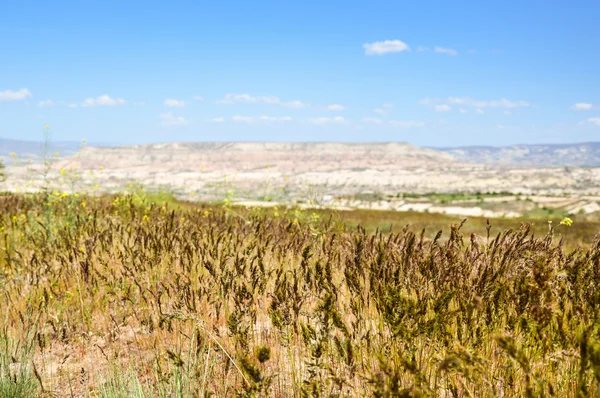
[560, 217, 573, 227]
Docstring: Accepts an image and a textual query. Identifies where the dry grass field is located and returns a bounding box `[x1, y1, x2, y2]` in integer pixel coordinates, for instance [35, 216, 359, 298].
[2, 192, 600, 397]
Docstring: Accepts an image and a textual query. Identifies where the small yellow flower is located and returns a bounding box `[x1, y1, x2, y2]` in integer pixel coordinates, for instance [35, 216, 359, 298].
[74, 193, 79, 198]
[10, 151, 16, 157]
[45, 125, 49, 129]
[60, 168, 66, 175]
[560, 217, 573, 227]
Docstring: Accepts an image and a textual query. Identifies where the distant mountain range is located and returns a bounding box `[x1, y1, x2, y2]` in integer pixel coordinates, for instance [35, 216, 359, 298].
[0, 138, 81, 162]
[437, 142, 600, 167]
[3, 137, 600, 168]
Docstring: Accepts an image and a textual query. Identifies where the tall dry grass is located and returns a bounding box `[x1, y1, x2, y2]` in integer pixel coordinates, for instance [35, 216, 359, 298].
[1, 193, 600, 397]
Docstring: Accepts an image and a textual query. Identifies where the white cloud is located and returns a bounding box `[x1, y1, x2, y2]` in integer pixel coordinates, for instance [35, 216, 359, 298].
[160, 112, 188, 126]
[217, 93, 281, 105]
[374, 108, 386, 115]
[232, 116, 254, 123]
[81, 94, 126, 107]
[216, 93, 309, 109]
[37, 100, 55, 108]
[281, 100, 310, 109]
[476, 109, 485, 114]
[68, 103, 78, 108]
[309, 116, 345, 124]
[417, 46, 429, 52]
[193, 95, 204, 101]
[468, 49, 477, 54]
[588, 117, 600, 127]
[133, 101, 146, 107]
[363, 40, 410, 55]
[504, 111, 512, 115]
[327, 104, 345, 111]
[434, 47, 458, 56]
[212, 117, 225, 123]
[420, 97, 530, 109]
[164, 98, 185, 107]
[259, 116, 293, 122]
[362, 117, 383, 124]
[459, 108, 467, 113]
[0, 88, 32, 101]
[435, 104, 452, 112]
[383, 103, 394, 109]
[389, 120, 425, 128]
[572, 103, 593, 111]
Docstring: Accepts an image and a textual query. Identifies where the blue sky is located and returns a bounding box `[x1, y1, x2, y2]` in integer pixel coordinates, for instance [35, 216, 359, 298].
[1, 0, 599, 147]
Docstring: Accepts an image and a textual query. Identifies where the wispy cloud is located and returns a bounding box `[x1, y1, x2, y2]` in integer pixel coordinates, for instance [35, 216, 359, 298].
[417, 46, 429, 52]
[389, 120, 425, 128]
[588, 117, 600, 127]
[164, 98, 185, 107]
[327, 104, 345, 111]
[434, 47, 458, 56]
[435, 104, 452, 112]
[37, 100, 55, 108]
[382, 103, 394, 109]
[362, 117, 383, 124]
[232, 115, 292, 123]
[309, 116, 345, 125]
[232, 116, 254, 123]
[374, 108, 386, 115]
[193, 95, 204, 101]
[217, 93, 281, 105]
[216, 93, 310, 109]
[282, 100, 310, 109]
[259, 116, 292, 122]
[476, 109, 485, 114]
[459, 108, 467, 113]
[81, 94, 126, 107]
[363, 40, 410, 55]
[160, 112, 188, 126]
[420, 97, 530, 109]
[212, 117, 225, 123]
[0, 88, 32, 101]
[572, 103, 594, 111]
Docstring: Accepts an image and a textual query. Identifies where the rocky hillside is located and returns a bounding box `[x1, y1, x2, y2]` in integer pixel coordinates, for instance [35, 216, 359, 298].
[61, 141, 457, 172]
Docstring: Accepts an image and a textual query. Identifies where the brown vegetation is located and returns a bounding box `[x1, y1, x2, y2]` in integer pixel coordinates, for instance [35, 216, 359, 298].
[1, 193, 600, 396]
